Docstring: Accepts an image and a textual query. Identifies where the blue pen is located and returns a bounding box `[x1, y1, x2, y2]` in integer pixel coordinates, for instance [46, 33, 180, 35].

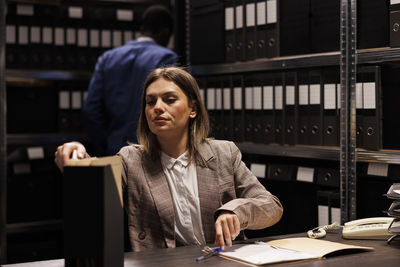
[195, 246, 222, 262]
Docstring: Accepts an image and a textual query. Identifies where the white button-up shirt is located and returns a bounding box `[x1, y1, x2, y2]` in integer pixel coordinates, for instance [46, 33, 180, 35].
[161, 151, 206, 246]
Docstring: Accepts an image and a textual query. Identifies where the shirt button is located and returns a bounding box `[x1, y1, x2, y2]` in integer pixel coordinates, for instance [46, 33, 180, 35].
[138, 231, 146, 240]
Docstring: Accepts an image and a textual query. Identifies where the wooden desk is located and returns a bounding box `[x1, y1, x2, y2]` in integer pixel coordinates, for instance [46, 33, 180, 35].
[5, 231, 400, 267]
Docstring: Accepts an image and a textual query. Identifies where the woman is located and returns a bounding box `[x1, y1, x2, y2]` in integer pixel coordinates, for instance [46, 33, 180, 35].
[55, 67, 283, 252]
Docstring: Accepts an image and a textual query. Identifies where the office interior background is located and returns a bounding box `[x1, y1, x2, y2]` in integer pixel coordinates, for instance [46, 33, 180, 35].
[1, 0, 400, 264]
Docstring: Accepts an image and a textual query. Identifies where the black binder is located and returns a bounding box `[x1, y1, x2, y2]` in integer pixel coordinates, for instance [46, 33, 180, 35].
[190, 0, 224, 64]
[280, 0, 310, 56]
[244, 79, 255, 142]
[64, 164, 124, 267]
[15, 3, 33, 69]
[308, 71, 323, 146]
[245, 0, 256, 61]
[255, 0, 267, 59]
[233, 76, 244, 142]
[297, 70, 310, 145]
[310, 0, 340, 53]
[261, 74, 275, 144]
[265, 0, 279, 58]
[248, 73, 266, 143]
[222, 77, 234, 141]
[205, 78, 218, 139]
[214, 81, 224, 140]
[358, 66, 382, 151]
[390, 9, 400, 47]
[5, 3, 18, 69]
[284, 72, 297, 145]
[316, 167, 340, 188]
[235, 0, 246, 61]
[273, 74, 284, 145]
[322, 68, 340, 147]
[225, 0, 236, 62]
[358, 0, 389, 49]
[37, 4, 57, 69]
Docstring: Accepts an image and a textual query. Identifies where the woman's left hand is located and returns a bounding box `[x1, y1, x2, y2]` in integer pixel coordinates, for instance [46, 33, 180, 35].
[214, 211, 240, 250]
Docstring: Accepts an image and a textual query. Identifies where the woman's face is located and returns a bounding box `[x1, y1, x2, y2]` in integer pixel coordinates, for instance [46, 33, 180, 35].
[145, 78, 196, 140]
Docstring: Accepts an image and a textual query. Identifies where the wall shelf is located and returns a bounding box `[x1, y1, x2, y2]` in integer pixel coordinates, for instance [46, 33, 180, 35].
[191, 47, 400, 76]
[7, 133, 88, 145]
[6, 69, 92, 81]
[236, 143, 400, 164]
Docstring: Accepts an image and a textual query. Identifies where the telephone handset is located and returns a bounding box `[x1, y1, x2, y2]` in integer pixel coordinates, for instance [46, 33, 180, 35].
[342, 217, 394, 240]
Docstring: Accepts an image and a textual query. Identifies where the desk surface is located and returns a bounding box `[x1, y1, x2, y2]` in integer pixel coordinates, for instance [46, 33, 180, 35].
[4, 231, 400, 267]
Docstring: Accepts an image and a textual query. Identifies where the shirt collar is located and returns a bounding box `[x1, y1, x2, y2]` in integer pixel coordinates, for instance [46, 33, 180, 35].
[161, 150, 190, 170]
[136, 36, 155, 42]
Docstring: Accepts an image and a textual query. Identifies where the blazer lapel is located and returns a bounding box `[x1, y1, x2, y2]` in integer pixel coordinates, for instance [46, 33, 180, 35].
[142, 156, 175, 248]
[196, 142, 221, 243]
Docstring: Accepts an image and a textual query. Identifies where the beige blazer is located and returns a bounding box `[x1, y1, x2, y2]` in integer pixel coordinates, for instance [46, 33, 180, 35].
[118, 140, 283, 252]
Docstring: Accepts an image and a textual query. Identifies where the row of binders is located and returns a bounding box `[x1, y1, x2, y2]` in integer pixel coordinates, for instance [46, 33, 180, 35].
[6, 3, 136, 70]
[199, 65, 382, 150]
[7, 81, 88, 134]
[191, 0, 392, 64]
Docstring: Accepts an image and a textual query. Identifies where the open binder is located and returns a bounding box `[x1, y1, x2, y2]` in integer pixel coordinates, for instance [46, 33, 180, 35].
[214, 237, 373, 266]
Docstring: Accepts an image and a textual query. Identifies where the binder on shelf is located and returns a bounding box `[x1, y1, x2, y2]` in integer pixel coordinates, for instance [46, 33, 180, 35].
[5, 3, 19, 69]
[60, 5, 78, 69]
[225, 0, 236, 62]
[70, 83, 84, 132]
[27, 4, 41, 69]
[245, 0, 256, 61]
[297, 70, 310, 145]
[38, 4, 57, 69]
[115, 8, 134, 45]
[249, 74, 264, 143]
[358, 66, 382, 151]
[86, 7, 103, 70]
[322, 68, 340, 147]
[284, 72, 297, 146]
[316, 167, 340, 188]
[355, 77, 364, 149]
[235, 0, 246, 61]
[262, 74, 275, 144]
[53, 8, 66, 70]
[308, 71, 323, 146]
[255, 0, 267, 59]
[358, 0, 389, 49]
[317, 191, 340, 226]
[222, 77, 233, 141]
[279, 0, 310, 56]
[58, 86, 72, 132]
[16, 4, 33, 68]
[233, 77, 244, 142]
[265, 0, 278, 58]
[310, 0, 340, 53]
[244, 80, 254, 142]
[390, 9, 400, 47]
[99, 7, 114, 55]
[215, 81, 224, 140]
[206, 78, 217, 139]
[190, 0, 224, 64]
[273, 74, 284, 145]
[268, 164, 294, 182]
[72, 6, 90, 70]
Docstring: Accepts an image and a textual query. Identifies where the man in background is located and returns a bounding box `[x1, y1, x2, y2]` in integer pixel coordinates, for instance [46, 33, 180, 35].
[83, 5, 178, 156]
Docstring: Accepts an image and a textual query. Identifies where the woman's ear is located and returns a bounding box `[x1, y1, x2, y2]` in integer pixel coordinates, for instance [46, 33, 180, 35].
[189, 101, 197, 118]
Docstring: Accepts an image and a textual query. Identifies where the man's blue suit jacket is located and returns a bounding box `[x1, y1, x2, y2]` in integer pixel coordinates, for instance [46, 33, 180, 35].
[83, 40, 178, 155]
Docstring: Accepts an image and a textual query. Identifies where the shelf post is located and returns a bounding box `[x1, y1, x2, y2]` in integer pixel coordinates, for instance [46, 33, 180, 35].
[340, 0, 357, 223]
[0, 0, 6, 263]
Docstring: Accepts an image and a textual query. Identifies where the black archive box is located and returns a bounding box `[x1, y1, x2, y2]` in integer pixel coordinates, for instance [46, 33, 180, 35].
[63, 162, 123, 267]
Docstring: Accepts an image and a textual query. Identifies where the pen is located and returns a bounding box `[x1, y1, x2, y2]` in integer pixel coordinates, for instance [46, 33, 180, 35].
[195, 247, 222, 262]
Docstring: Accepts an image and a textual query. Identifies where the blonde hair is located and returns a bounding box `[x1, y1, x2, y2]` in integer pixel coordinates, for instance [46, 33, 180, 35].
[137, 67, 209, 163]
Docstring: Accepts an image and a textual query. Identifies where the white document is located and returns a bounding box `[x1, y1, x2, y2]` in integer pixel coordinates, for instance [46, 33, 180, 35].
[309, 84, 320, 105]
[235, 5, 243, 29]
[367, 163, 388, 177]
[225, 7, 234, 30]
[256, 2, 266, 25]
[246, 3, 255, 27]
[267, 0, 277, 24]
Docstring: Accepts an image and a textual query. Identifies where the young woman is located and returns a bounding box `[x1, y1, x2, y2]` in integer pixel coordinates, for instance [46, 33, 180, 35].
[55, 67, 283, 252]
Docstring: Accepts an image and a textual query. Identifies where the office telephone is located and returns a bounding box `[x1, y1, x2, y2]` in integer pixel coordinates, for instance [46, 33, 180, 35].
[342, 217, 394, 240]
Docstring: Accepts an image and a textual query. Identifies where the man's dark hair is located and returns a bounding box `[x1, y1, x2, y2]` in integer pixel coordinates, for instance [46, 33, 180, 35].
[142, 5, 174, 34]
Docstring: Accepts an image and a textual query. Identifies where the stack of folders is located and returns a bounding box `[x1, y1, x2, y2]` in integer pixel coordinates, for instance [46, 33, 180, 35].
[6, 3, 135, 70]
[384, 183, 400, 243]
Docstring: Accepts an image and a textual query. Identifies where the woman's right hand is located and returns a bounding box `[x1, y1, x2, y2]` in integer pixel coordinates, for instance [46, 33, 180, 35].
[54, 141, 87, 172]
